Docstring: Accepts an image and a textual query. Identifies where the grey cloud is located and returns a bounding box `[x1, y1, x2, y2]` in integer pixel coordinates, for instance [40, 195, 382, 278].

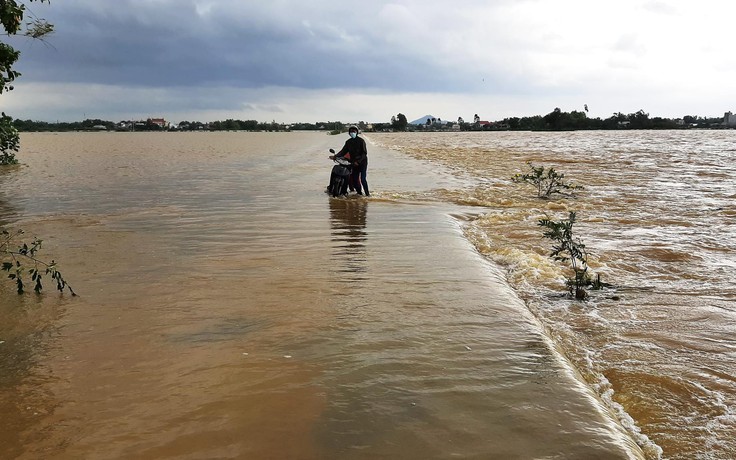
[242, 103, 284, 113]
[13, 0, 524, 95]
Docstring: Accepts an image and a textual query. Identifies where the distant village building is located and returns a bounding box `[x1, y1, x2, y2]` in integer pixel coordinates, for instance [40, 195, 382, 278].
[724, 112, 736, 128]
[149, 118, 168, 128]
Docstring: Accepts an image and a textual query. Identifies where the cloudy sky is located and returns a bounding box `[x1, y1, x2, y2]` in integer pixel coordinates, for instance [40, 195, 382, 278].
[4, 0, 735, 124]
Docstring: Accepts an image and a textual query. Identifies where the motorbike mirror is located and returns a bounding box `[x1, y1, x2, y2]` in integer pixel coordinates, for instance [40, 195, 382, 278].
[329, 149, 335, 153]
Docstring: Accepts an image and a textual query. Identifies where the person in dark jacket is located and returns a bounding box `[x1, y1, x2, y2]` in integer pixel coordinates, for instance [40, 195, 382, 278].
[330, 125, 369, 196]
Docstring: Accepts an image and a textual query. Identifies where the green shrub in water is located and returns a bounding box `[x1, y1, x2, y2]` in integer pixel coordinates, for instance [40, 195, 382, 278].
[513, 162, 583, 198]
[538, 211, 605, 300]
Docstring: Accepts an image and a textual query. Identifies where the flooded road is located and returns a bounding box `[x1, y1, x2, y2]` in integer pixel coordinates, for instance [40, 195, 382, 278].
[0, 132, 644, 459]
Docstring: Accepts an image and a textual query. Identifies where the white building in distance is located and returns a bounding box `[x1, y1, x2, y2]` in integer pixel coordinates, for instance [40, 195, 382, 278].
[724, 112, 736, 127]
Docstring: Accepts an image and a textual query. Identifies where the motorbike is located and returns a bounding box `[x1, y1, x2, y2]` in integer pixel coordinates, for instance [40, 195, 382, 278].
[326, 148, 352, 197]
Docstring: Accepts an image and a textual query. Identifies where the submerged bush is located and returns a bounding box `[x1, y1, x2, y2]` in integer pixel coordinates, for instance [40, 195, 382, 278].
[513, 162, 583, 198]
[538, 211, 605, 300]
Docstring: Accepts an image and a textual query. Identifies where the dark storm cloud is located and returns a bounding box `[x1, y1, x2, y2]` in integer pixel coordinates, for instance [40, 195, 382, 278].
[14, 0, 496, 93]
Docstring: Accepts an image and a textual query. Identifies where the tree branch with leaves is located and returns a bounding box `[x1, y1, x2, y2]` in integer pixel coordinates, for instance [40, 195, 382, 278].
[1, 229, 75, 295]
[0, 1, 70, 296]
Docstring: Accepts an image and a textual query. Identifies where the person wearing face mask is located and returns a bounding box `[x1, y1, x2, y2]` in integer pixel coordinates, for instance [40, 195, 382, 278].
[329, 125, 369, 196]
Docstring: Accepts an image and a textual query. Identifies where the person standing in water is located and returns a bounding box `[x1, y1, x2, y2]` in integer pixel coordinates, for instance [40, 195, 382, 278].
[330, 125, 369, 196]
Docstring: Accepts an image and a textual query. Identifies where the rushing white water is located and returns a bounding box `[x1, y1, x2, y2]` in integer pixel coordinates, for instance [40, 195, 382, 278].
[372, 130, 736, 460]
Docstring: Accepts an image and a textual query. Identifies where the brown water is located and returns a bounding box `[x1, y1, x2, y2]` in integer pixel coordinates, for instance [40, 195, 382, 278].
[372, 130, 736, 460]
[0, 130, 720, 459]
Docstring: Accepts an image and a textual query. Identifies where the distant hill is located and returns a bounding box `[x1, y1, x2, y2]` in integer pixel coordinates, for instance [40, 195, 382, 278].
[409, 115, 448, 125]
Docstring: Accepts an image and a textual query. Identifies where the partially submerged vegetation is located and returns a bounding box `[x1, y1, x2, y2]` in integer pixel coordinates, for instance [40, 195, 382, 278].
[1, 230, 75, 295]
[511, 164, 604, 300]
[512, 162, 583, 198]
[538, 212, 604, 300]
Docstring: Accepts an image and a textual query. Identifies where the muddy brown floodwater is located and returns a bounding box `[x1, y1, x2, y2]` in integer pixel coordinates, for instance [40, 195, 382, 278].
[3, 130, 715, 458]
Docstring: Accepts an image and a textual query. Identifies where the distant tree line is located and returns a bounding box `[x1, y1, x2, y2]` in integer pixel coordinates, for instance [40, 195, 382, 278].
[411, 109, 726, 132]
[12, 118, 286, 132]
[10, 108, 730, 134]
[12, 118, 353, 132]
[499, 108, 724, 131]
[14, 118, 116, 132]
[458, 108, 725, 131]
